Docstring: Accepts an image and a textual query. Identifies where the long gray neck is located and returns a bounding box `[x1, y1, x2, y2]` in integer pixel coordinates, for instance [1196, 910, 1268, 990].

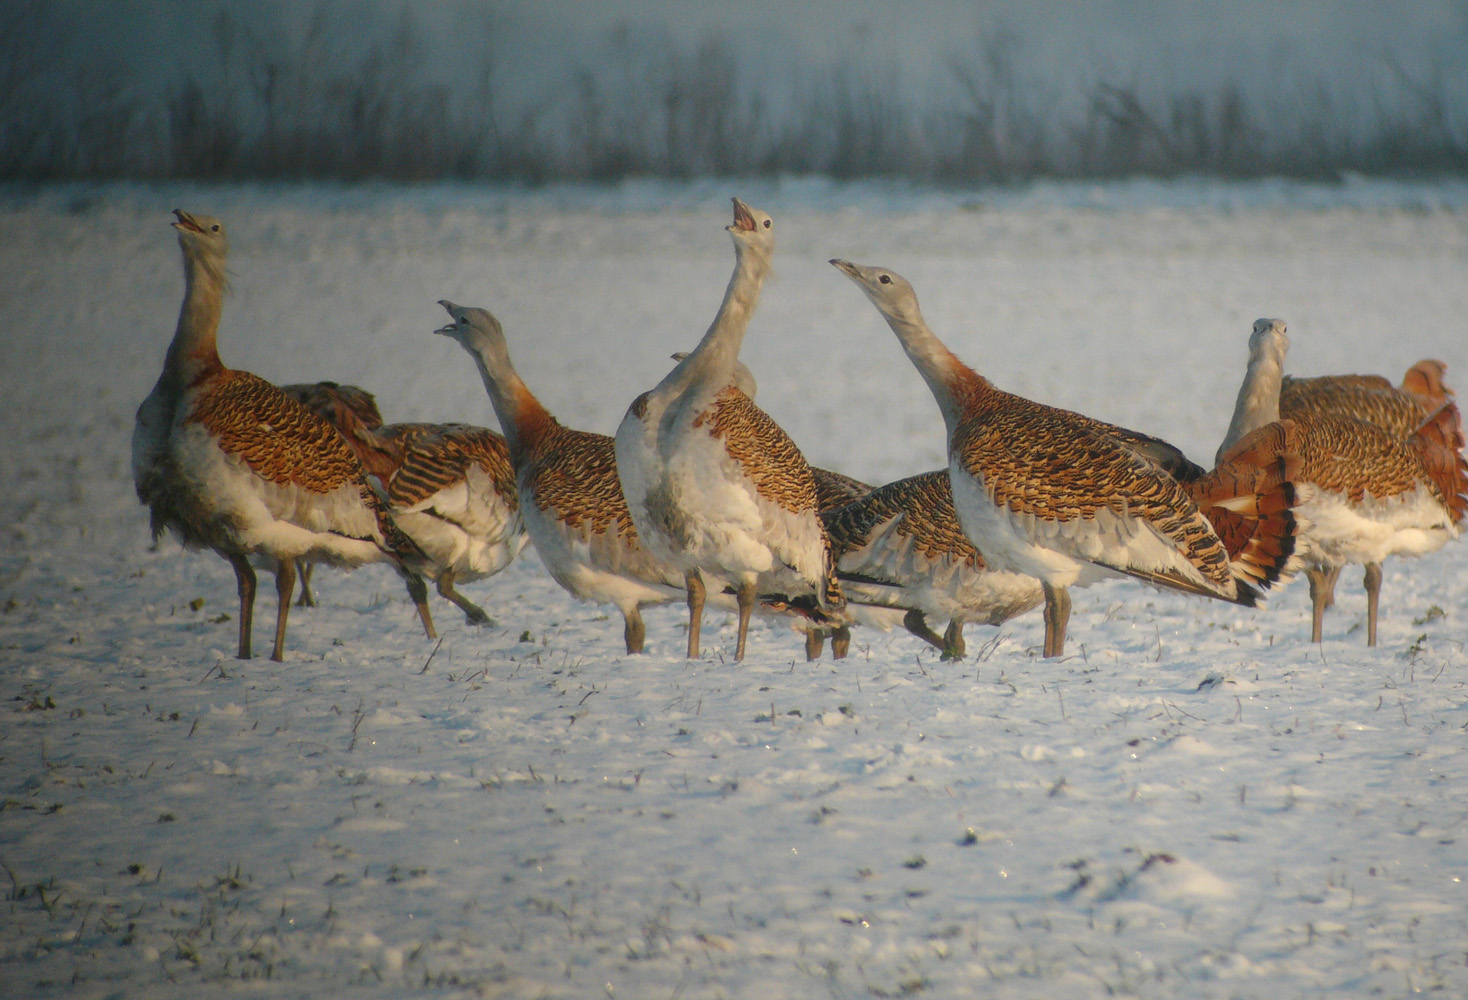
[880, 303, 980, 438]
[657, 238, 770, 402]
[460, 331, 553, 460]
[158, 242, 226, 396]
[1217, 336, 1286, 464]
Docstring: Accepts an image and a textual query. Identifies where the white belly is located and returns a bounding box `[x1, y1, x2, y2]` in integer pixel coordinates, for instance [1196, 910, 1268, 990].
[1300, 485, 1457, 569]
[948, 463, 1110, 588]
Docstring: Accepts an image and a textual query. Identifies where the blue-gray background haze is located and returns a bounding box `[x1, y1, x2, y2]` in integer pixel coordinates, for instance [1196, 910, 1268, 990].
[8, 0, 1467, 180]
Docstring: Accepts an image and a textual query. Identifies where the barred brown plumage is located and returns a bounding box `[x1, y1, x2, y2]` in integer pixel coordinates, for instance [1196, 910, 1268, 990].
[810, 466, 873, 512]
[822, 470, 1044, 658]
[616, 198, 844, 662]
[523, 424, 639, 539]
[697, 389, 822, 514]
[436, 300, 687, 654]
[1220, 318, 1464, 645]
[1282, 374, 1434, 440]
[833, 259, 1306, 658]
[193, 371, 379, 494]
[826, 471, 977, 568]
[132, 211, 423, 662]
[282, 383, 528, 632]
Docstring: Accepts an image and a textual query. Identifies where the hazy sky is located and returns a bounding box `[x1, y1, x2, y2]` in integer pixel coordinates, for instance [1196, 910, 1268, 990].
[53, 0, 1468, 113]
[14, 0, 1464, 182]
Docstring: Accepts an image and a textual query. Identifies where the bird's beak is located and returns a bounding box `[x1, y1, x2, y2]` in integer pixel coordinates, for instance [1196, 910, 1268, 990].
[434, 300, 459, 335]
[729, 197, 756, 233]
[172, 209, 204, 234]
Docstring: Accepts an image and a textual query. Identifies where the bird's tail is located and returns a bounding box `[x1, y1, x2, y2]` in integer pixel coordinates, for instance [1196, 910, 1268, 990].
[1400, 359, 1456, 409]
[1410, 402, 1468, 526]
[1187, 419, 1311, 598]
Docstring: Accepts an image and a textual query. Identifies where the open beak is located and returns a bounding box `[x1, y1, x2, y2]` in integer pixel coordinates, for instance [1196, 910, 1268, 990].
[729, 197, 756, 233]
[434, 299, 459, 336]
[172, 209, 205, 235]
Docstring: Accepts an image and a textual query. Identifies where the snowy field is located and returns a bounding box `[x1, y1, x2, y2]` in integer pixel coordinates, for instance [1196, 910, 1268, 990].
[2, 178, 1467, 998]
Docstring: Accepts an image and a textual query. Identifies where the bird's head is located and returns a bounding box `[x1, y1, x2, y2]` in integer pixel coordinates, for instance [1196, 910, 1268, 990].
[829, 259, 920, 326]
[171, 209, 228, 278]
[1248, 317, 1289, 359]
[727, 197, 774, 265]
[435, 299, 516, 371]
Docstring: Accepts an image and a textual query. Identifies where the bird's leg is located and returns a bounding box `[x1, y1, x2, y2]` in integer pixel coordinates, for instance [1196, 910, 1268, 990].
[1041, 582, 1070, 658]
[831, 625, 851, 660]
[403, 572, 436, 640]
[295, 558, 316, 607]
[685, 570, 705, 659]
[941, 620, 966, 661]
[902, 608, 946, 650]
[228, 553, 256, 660]
[734, 578, 757, 661]
[436, 570, 492, 627]
[804, 628, 825, 661]
[270, 558, 297, 662]
[1306, 566, 1340, 643]
[624, 607, 646, 654]
[1363, 562, 1383, 647]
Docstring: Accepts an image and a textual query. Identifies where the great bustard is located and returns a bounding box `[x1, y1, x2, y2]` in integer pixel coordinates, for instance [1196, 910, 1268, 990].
[435, 302, 688, 654]
[823, 470, 1044, 659]
[615, 198, 844, 661]
[672, 351, 869, 659]
[832, 259, 1306, 658]
[1218, 318, 1466, 645]
[132, 211, 422, 661]
[282, 382, 527, 633]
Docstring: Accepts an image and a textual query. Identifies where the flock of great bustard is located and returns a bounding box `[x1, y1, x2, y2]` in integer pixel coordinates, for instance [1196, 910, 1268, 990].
[132, 203, 1467, 663]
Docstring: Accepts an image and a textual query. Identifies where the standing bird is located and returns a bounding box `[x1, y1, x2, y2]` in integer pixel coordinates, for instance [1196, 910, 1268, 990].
[132, 211, 422, 661]
[434, 302, 687, 654]
[832, 260, 1304, 658]
[282, 381, 528, 633]
[1217, 319, 1466, 644]
[278, 382, 387, 606]
[823, 470, 1044, 659]
[1279, 361, 1462, 447]
[280, 381, 528, 631]
[616, 198, 845, 661]
[672, 350, 868, 658]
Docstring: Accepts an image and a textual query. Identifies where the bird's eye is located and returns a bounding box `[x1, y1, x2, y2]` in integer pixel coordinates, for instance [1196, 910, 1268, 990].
[762, 219, 771, 229]
[210, 224, 220, 233]
[879, 274, 891, 284]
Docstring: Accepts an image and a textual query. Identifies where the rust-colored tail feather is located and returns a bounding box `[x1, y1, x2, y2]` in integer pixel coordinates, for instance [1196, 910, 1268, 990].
[1187, 420, 1307, 594]
[1400, 360, 1454, 411]
[1410, 402, 1468, 525]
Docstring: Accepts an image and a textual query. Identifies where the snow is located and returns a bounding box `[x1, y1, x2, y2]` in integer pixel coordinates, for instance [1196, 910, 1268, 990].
[1, 178, 1466, 998]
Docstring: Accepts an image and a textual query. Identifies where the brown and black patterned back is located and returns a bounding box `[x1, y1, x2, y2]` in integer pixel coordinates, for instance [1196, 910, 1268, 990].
[378, 423, 518, 512]
[811, 467, 872, 512]
[1281, 375, 1429, 440]
[1291, 414, 1430, 503]
[696, 387, 822, 515]
[952, 385, 1235, 588]
[825, 471, 984, 570]
[187, 370, 419, 560]
[524, 423, 639, 538]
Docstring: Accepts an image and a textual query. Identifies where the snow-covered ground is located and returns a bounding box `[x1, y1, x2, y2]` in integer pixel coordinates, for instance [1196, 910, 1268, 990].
[1, 178, 1466, 998]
